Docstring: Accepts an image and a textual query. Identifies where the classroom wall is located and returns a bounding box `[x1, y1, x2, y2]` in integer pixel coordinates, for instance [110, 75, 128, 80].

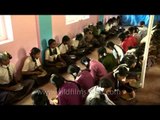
[104, 15, 119, 23]
[39, 15, 53, 62]
[0, 15, 39, 74]
[0, 15, 99, 76]
[52, 15, 98, 43]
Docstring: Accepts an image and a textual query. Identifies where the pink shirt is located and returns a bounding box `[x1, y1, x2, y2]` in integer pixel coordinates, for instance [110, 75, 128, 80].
[76, 70, 94, 94]
[89, 59, 108, 84]
[58, 82, 83, 105]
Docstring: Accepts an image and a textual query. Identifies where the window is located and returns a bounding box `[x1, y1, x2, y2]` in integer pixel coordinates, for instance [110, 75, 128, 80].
[0, 15, 13, 45]
[65, 15, 90, 25]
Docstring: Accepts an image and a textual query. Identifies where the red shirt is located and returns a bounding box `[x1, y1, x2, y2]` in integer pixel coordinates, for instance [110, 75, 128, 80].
[122, 36, 138, 53]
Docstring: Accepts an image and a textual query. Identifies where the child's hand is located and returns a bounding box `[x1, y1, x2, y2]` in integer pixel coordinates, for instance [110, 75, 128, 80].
[50, 98, 58, 105]
[34, 71, 42, 75]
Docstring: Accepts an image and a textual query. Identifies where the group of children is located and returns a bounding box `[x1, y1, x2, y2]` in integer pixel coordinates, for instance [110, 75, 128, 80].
[1, 16, 159, 105]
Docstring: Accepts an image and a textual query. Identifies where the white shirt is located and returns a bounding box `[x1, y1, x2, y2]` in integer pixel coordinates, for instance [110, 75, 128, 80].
[112, 45, 124, 61]
[133, 33, 142, 43]
[140, 30, 155, 44]
[45, 47, 60, 62]
[125, 48, 136, 55]
[85, 86, 115, 105]
[0, 64, 15, 85]
[59, 43, 68, 54]
[138, 26, 148, 39]
[105, 23, 111, 32]
[22, 56, 41, 72]
[70, 38, 79, 49]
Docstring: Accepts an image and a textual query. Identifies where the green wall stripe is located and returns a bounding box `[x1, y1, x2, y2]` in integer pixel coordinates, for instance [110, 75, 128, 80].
[99, 15, 104, 22]
[39, 15, 52, 63]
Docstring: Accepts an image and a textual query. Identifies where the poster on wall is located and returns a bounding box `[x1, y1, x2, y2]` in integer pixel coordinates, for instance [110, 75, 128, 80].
[65, 15, 90, 25]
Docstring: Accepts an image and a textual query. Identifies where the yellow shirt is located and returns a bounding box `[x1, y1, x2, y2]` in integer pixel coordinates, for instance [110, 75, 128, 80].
[0, 64, 15, 84]
[22, 56, 41, 72]
[45, 47, 60, 62]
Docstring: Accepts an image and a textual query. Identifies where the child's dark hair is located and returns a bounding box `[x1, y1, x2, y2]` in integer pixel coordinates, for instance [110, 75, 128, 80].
[118, 66, 129, 76]
[0, 51, 12, 63]
[76, 33, 83, 41]
[31, 89, 50, 105]
[50, 74, 81, 91]
[48, 39, 57, 56]
[124, 31, 130, 38]
[128, 26, 134, 34]
[121, 55, 137, 68]
[97, 47, 107, 57]
[62, 35, 70, 43]
[83, 28, 90, 34]
[133, 26, 139, 33]
[106, 41, 114, 49]
[140, 21, 145, 26]
[99, 77, 114, 89]
[80, 56, 90, 67]
[114, 65, 129, 77]
[30, 47, 41, 63]
[89, 93, 108, 105]
[30, 47, 41, 56]
[48, 39, 56, 46]
[67, 64, 80, 79]
[118, 32, 126, 41]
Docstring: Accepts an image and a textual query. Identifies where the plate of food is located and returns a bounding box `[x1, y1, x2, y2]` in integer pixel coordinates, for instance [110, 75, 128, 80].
[129, 80, 141, 89]
[12, 83, 24, 91]
[37, 71, 47, 77]
[70, 55, 76, 59]
[120, 91, 134, 101]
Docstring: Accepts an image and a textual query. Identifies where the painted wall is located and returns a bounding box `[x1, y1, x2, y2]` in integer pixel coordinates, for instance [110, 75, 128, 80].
[99, 15, 104, 23]
[39, 15, 52, 62]
[0, 15, 99, 76]
[0, 15, 39, 75]
[52, 15, 98, 43]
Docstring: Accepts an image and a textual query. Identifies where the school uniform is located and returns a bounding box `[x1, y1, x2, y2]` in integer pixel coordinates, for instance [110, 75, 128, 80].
[0, 64, 35, 105]
[75, 70, 95, 96]
[112, 44, 124, 62]
[22, 56, 50, 86]
[85, 86, 115, 105]
[138, 26, 148, 39]
[105, 24, 111, 32]
[70, 38, 79, 50]
[22, 56, 41, 72]
[70, 39, 86, 59]
[58, 43, 74, 65]
[99, 54, 118, 72]
[57, 82, 83, 105]
[59, 43, 68, 54]
[44, 47, 65, 73]
[89, 59, 108, 85]
[0, 64, 15, 85]
[105, 72, 133, 96]
[45, 47, 60, 62]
